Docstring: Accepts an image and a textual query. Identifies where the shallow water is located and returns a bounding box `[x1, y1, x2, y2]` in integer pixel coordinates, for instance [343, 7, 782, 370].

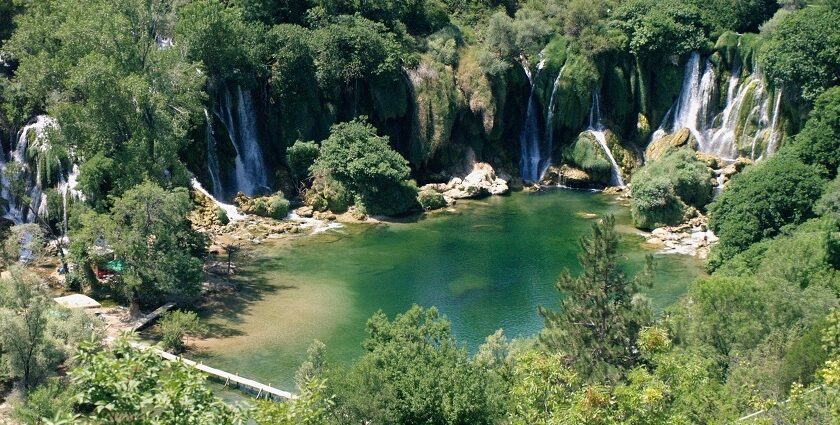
[193, 189, 705, 390]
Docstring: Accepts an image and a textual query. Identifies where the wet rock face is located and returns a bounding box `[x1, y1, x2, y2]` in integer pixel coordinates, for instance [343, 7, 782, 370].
[645, 128, 699, 161]
[540, 165, 592, 188]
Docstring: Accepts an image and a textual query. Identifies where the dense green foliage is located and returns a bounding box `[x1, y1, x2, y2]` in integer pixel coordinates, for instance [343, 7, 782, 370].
[760, 4, 840, 102]
[156, 310, 205, 353]
[630, 148, 713, 229]
[310, 118, 418, 215]
[708, 155, 824, 265]
[69, 182, 206, 307]
[2, 0, 840, 423]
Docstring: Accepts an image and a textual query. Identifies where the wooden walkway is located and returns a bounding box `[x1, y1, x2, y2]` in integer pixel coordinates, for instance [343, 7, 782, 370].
[130, 302, 176, 332]
[150, 347, 295, 400]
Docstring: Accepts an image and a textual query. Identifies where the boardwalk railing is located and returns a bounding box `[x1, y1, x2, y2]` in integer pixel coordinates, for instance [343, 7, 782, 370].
[132, 342, 295, 400]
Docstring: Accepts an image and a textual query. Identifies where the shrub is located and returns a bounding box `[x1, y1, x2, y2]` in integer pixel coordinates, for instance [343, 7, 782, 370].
[791, 87, 840, 179]
[630, 175, 686, 229]
[235, 192, 290, 219]
[286, 140, 320, 182]
[156, 310, 204, 353]
[708, 154, 824, 265]
[565, 132, 611, 184]
[418, 188, 447, 211]
[305, 175, 353, 213]
[630, 148, 712, 229]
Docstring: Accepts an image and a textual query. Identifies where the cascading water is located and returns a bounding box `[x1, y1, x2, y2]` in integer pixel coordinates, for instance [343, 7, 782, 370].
[542, 66, 565, 179]
[191, 178, 244, 222]
[654, 51, 783, 161]
[518, 60, 545, 183]
[588, 92, 625, 187]
[214, 86, 269, 197]
[204, 109, 224, 199]
[1, 116, 57, 223]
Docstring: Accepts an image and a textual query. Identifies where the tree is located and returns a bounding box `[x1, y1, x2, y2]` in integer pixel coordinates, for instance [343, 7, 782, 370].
[70, 181, 206, 310]
[538, 215, 654, 382]
[760, 5, 840, 102]
[5, 0, 206, 200]
[708, 154, 824, 266]
[0, 268, 53, 389]
[310, 118, 418, 215]
[176, 0, 263, 83]
[330, 305, 500, 424]
[69, 338, 239, 424]
[309, 14, 403, 110]
[0, 268, 100, 389]
[612, 0, 708, 59]
[285, 140, 320, 183]
[792, 87, 840, 179]
[156, 310, 205, 353]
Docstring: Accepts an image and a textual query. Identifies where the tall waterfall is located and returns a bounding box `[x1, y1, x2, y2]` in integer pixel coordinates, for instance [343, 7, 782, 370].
[543, 66, 565, 179]
[214, 86, 269, 197]
[519, 61, 545, 182]
[653, 51, 782, 160]
[588, 92, 625, 187]
[1, 116, 56, 223]
[204, 109, 224, 199]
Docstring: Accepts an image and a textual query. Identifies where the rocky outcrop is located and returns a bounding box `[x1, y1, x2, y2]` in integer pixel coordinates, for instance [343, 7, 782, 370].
[419, 162, 509, 205]
[540, 165, 592, 188]
[645, 128, 698, 161]
[234, 192, 290, 220]
[644, 214, 718, 259]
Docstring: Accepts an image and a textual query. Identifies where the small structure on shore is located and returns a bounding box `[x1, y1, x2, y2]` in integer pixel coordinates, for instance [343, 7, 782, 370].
[54, 293, 101, 309]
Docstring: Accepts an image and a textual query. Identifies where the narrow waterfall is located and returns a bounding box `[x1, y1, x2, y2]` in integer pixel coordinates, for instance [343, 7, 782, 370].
[57, 164, 83, 235]
[588, 92, 625, 187]
[654, 51, 783, 160]
[214, 86, 269, 197]
[204, 109, 224, 199]
[518, 61, 544, 183]
[1, 116, 57, 223]
[543, 66, 565, 179]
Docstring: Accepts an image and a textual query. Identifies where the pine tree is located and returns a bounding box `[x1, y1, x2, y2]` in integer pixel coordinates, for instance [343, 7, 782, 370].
[538, 215, 654, 382]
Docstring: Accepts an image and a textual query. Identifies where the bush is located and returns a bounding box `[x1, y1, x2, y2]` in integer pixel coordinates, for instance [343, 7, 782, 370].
[305, 176, 353, 213]
[708, 154, 824, 264]
[791, 87, 840, 179]
[630, 148, 712, 229]
[156, 310, 204, 353]
[235, 192, 290, 219]
[418, 189, 447, 211]
[215, 207, 230, 225]
[630, 175, 686, 230]
[286, 140, 320, 182]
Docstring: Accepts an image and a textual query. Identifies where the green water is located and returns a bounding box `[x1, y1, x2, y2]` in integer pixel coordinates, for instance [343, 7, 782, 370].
[194, 189, 704, 390]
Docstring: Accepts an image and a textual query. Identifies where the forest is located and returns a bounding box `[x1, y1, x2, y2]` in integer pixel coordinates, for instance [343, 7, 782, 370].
[1, 0, 840, 423]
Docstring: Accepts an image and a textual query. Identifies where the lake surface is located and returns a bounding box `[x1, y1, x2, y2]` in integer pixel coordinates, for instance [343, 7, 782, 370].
[193, 189, 705, 390]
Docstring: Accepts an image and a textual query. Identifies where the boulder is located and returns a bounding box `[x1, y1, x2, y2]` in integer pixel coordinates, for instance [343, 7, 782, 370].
[294, 205, 314, 218]
[540, 165, 592, 188]
[443, 162, 509, 200]
[645, 128, 698, 161]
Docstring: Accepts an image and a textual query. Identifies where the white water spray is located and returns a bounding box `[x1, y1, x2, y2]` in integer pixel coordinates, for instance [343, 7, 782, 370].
[588, 92, 625, 187]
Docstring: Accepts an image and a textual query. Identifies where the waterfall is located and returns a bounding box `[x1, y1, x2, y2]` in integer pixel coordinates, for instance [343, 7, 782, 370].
[518, 61, 544, 183]
[765, 89, 784, 156]
[588, 92, 625, 187]
[654, 51, 783, 161]
[191, 178, 244, 221]
[2, 116, 57, 223]
[214, 86, 269, 197]
[57, 164, 83, 235]
[543, 66, 565, 179]
[204, 109, 224, 199]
